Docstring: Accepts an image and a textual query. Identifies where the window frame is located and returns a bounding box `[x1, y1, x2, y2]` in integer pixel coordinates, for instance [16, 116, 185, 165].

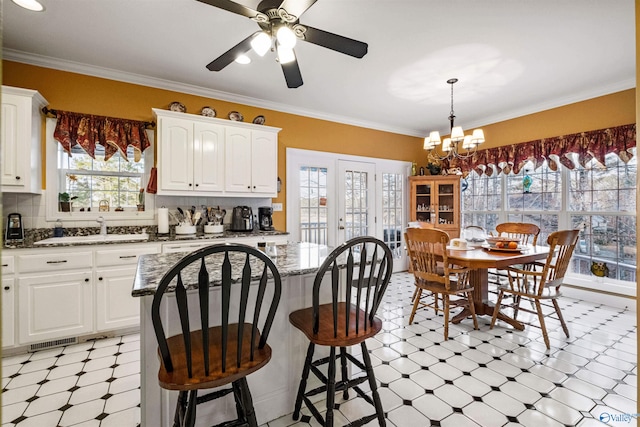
[45, 117, 155, 222]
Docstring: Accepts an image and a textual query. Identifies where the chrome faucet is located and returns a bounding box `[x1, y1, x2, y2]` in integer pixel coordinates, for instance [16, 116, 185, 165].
[96, 216, 107, 236]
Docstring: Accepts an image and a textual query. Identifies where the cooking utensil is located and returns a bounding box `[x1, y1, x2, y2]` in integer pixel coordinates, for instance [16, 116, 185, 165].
[193, 211, 201, 226]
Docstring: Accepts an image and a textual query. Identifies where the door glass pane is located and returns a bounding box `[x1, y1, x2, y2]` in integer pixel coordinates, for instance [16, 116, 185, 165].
[344, 169, 369, 240]
[299, 166, 328, 244]
[382, 173, 403, 259]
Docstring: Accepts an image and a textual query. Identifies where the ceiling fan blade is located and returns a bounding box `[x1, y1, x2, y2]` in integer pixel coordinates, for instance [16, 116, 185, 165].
[299, 25, 368, 58]
[196, 0, 262, 19]
[206, 32, 257, 71]
[280, 54, 303, 88]
[277, 0, 318, 21]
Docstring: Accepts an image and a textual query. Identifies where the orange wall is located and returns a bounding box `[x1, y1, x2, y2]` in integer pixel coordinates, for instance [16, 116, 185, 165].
[2, 61, 636, 230]
[478, 89, 635, 150]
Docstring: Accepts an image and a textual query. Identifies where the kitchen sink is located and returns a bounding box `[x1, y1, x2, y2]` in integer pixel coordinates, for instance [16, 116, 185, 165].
[34, 233, 150, 245]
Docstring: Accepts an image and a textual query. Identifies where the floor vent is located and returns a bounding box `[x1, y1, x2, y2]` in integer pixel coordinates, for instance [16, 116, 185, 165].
[29, 337, 77, 352]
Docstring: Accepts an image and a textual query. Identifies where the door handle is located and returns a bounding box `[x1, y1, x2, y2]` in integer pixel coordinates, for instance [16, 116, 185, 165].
[339, 218, 345, 230]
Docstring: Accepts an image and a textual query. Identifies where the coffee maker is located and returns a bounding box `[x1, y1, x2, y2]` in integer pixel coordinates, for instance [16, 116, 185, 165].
[258, 206, 274, 231]
[5, 213, 24, 244]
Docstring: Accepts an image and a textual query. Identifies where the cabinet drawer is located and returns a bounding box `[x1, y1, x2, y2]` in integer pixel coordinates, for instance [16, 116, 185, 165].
[2, 255, 15, 275]
[96, 245, 161, 267]
[18, 251, 93, 273]
[162, 242, 219, 253]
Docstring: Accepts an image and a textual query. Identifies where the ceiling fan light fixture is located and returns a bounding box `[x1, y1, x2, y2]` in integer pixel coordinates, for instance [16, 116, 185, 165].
[277, 45, 296, 64]
[11, 0, 44, 11]
[250, 32, 271, 56]
[235, 54, 251, 64]
[276, 25, 297, 49]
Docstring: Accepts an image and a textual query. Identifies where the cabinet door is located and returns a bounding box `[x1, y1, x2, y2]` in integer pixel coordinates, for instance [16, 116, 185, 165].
[194, 122, 225, 192]
[251, 130, 278, 194]
[1, 93, 29, 189]
[159, 117, 194, 192]
[19, 272, 93, 344]
[225, 127, 252, 192]
[435, 181, 459, 229]
[95, 266, 140, 331]
[410, 178, 435, 226]
[2, 278, 15, 347]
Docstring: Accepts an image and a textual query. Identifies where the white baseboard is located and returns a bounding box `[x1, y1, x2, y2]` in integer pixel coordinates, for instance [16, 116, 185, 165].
[562, 285, 636, 311]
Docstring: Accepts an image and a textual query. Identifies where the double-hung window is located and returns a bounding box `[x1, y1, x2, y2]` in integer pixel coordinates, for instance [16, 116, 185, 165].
[45, 117, 154, 221]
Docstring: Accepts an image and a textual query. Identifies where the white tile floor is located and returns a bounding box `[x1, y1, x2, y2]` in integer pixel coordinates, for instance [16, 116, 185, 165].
[2, 272, 637, 426]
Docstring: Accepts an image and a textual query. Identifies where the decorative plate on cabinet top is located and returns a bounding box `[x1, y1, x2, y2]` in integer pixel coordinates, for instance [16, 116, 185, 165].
[200, 106, 216, 117]
[252, 115, 265, 125]
[228, 111, 244, 121]
[169, 101, 186, 113]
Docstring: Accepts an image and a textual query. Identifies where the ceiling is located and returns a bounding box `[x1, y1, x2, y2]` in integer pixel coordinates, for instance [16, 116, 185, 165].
[2, 0, 636, 137]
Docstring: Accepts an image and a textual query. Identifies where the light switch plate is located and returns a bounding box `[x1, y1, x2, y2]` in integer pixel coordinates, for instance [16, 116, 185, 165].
[272, 203, 283, 212]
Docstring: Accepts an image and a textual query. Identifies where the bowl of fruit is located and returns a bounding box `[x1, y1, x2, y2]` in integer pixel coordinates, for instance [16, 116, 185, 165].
[484, 236, 522, 251]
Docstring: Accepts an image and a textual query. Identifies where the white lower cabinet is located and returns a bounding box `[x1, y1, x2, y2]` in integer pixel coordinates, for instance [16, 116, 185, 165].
[18, 271, 93, 344]
[4, 242, 161, 349]
[3, 277, 15, 347]
[95, 266, 140, 331]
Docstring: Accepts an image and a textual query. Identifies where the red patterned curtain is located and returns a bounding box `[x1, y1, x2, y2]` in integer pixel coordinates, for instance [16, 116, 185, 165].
[53, 111, 151, 162]
[446, 123, 636, 176]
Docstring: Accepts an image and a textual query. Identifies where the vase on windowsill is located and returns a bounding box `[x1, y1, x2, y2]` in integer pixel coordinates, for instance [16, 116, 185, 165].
[137, 204, 145, 212]
[59, 202, 72, 212]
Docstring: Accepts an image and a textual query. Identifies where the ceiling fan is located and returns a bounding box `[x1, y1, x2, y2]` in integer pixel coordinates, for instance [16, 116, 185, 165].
[197, 0, 368, 88]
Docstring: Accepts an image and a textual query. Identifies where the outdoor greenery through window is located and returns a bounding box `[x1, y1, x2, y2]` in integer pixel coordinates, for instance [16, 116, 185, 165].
[461, 150, 636, 283]
[58, 144, 145, 212]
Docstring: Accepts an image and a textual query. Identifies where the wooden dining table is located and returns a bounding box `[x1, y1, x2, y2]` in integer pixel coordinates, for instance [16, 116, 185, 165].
[444, 244, 551, 330]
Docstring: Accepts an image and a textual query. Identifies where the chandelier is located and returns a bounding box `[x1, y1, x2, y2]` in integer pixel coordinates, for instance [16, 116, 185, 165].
[424, 78, 485, 160]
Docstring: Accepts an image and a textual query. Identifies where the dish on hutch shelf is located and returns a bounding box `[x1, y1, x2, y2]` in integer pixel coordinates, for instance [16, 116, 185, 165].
[228, 111, 244, 121]
[252, 115, 265, 125]
[200, 106, 216, 117]
[169, 101, 186, 113]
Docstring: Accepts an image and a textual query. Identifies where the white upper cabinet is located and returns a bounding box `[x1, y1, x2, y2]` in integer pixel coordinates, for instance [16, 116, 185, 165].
[1, 86, 48, 194]
[154, 109, 280, 197]
[157, 114, 225, 194]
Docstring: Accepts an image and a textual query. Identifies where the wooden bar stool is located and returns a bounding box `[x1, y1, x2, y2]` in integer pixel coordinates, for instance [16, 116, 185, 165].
[289, 236, 393, 427]
[151, 244, 282, 427]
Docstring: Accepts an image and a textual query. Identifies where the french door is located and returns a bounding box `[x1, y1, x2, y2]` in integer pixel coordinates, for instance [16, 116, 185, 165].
[287, 149, 410, 271]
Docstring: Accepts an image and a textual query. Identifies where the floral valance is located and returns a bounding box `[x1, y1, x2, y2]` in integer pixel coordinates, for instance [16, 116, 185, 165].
[51, 110, 152, 162]
[445, 123, 636, 176]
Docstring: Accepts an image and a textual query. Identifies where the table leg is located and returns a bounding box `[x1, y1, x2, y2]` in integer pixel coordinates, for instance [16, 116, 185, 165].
[451, 268, 524, 330]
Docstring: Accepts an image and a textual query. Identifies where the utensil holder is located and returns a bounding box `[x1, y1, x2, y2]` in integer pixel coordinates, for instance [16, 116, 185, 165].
[204, 224, 224, 234]
[175, 224, 197, 235]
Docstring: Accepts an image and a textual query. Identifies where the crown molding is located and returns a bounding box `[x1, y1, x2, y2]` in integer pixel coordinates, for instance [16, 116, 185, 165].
[3, 49, 423, 137]
[4, 49, 634, 139]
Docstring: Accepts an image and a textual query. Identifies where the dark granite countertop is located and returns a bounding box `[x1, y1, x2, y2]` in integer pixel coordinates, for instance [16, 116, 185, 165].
[132, 242, 332, 297]
[5, 227, 288, 250]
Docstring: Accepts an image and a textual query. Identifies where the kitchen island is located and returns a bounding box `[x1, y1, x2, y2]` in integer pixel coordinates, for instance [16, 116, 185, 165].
[133, 242, 335, 426]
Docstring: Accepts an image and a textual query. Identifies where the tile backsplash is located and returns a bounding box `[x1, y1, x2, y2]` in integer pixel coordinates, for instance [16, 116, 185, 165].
[3, 190, 275, 231]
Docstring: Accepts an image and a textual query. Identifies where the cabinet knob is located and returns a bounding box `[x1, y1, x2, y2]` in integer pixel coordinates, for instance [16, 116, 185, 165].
[98, 277, 103, 281]
[195, 183, 199, 187]
[247, 186, 251, 189]
[84, 278, 90, 282]
[253, 186, 256, 189]
[3, 286, 9, 291]
[189, 183, 192, 187]
[15, 176, 21, 180]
